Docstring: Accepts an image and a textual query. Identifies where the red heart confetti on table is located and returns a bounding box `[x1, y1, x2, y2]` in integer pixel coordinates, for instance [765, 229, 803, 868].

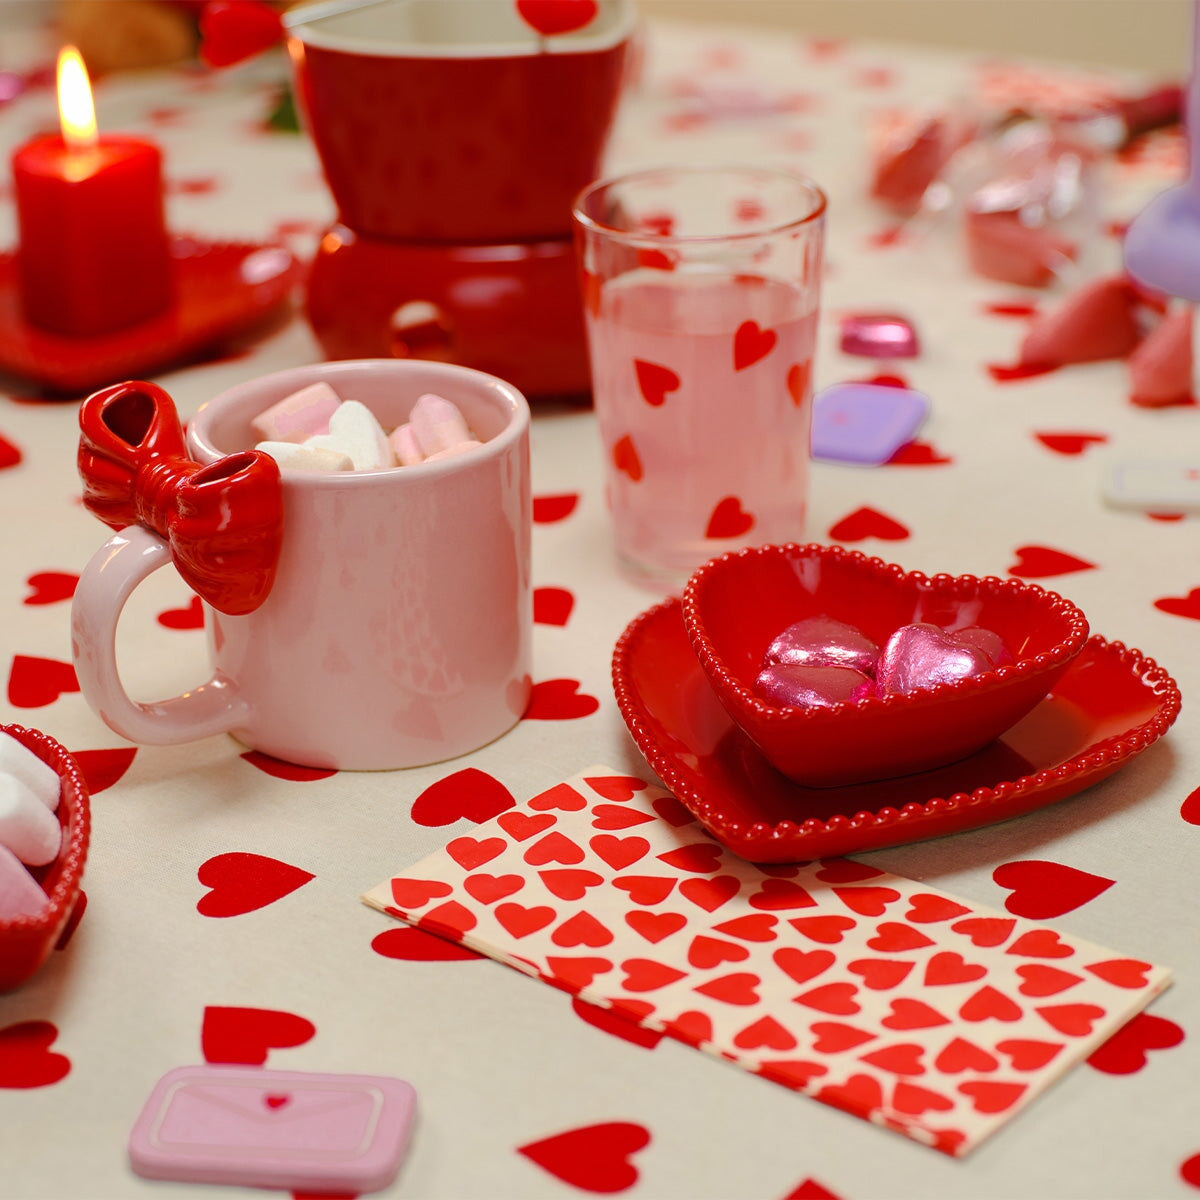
[1007, 546, 1096, 578]
[22, 572, 78, 605]
[533, 586, 575, 626]
[240, 751, 336, 782]
[0, 1022, 70, 1088]
[828, 507, 910, 542]
[523, 679, 601, 720]
[1034, 432, 1109, 456]
[705, 496, 755, 538]
[733, 320, 778, 370]
[993, 861, 1115, 918]
[157, 595, 204, 630]
[1085, 1013, 1184, 1074]
[366, 767, 1170, 1156]
[1154, 588, 1200, 620]
[886, 439, 953, 466]
[7, 655, 79, 707]
[515, 0, 599, 36]
[371, 927, 481, 962]
[571, 997, 664, 1049]
[70, 746, 137, 794]
[200, 1006, 316, 1065]
[411, 768, 516, 826]
[0, 434, 22, 469]
[196, 852, 315, 917]
[532, 493, 579, 523]
[634, 359, 681, 407]
[782, 1179, 844, 1200]
[518, 1121, 650, 1191]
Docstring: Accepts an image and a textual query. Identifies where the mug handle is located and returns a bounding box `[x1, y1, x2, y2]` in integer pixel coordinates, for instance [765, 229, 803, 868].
[71, 525, 251, 745]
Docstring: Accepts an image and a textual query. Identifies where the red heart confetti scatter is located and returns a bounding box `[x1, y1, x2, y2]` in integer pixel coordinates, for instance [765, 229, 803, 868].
[523, 679, 601, 720]
[0, 1022, 70, 1088]
[828, 507, 910, 542]
[1007, 546, 1097, 578]
[365, 768, 1170, 1157]
[22, 572, 78, 605]
[518, 1121, 650, 1192]
[371, 927, 481, 961]
[993, 861, 1115, 919]
[1085, 1013, 1184, 1074]
[196, 852, 315, 917]
[534, 586, 575, 626]
[532, 494, 579, 523]
[240, 751, 337, 782]
[1155, 589, 1200, 620]
[157, 595, 205, 630]
[411, 768, 516, 826]
[7, 655, 79, 707]
[70, 746, 137, 794]
[200, 1006, 316, 1065]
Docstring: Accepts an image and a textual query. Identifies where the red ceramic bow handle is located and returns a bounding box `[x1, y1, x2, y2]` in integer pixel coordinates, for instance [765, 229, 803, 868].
[199, 0, 286, 68]
[515, 0, 599, 36]
[78, 380, 283, 617]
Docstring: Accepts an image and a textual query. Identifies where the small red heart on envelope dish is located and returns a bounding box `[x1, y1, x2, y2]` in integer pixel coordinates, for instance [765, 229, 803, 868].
[681, 543, 1090, 787]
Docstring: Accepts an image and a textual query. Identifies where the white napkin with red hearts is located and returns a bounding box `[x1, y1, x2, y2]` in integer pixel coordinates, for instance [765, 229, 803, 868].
[363, 767, 1170, 1156]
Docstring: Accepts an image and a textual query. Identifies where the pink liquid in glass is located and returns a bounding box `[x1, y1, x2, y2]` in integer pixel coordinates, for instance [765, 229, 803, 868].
[586, 269, 817, 580]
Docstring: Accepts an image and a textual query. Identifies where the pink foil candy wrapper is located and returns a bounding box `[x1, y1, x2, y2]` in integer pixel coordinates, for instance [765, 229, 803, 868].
[963, 119, 1099, 287]
[754, 662, 876, 708]
[876, 622, 1008, 696]
[763, 615, 880, 675]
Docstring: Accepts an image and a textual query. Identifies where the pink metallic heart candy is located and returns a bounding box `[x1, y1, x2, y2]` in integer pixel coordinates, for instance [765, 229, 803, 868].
[876, 623, 1003, 696]
[954, 625, 1013, 668]
[839, 313, 920, 359]
[764, 615, 880, 676]
[754, 663, 876, 709]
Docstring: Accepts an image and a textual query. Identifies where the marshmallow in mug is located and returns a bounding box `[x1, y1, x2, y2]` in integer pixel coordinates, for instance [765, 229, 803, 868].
[0, 732, 64, 921]
[253, 384, 479, 472]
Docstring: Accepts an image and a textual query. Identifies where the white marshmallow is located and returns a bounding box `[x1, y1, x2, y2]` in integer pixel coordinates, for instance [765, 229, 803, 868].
[250, 382, 341, 444]
[410, 393, 475, 457]
[0, 776, 63, 866]
[0, 733, 60, 811]
[307, 400, 392, 471]
[256, 441, 354, 473]
[423, 440, 480, 463]
[389, 423, 424, 467]
[0, 842, 48, 921]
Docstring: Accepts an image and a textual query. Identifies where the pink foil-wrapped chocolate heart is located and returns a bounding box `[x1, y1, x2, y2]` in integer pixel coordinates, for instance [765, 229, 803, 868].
[764, 615, 880, 676]
[955, 625, 1013, 668]
[876, 623, 1006, 695]
[754, 663, 876, 709]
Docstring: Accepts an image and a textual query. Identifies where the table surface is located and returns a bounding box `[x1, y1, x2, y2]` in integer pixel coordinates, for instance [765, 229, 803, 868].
[0, 13, 1197, 1200]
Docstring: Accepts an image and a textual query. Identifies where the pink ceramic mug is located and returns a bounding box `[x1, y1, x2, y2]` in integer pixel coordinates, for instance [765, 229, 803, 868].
[287, 0, 634, 242]
[70, 360, 532, 770]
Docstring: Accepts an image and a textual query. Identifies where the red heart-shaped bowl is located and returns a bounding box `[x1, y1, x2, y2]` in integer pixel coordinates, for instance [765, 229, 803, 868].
[0, 725, 90, 992]
[682, 543, 1090, 787]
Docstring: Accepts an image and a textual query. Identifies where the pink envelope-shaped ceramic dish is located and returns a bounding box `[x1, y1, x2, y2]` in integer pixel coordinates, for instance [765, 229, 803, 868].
[128, 1064, 417, 1193]
[682, 543, 1090, 787]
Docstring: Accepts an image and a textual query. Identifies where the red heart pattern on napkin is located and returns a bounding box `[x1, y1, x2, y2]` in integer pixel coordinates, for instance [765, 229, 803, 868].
[364, 767, 1170, 1157]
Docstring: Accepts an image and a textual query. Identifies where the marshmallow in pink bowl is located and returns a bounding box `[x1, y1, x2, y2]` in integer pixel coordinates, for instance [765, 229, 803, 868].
[253, 383, 481, 473]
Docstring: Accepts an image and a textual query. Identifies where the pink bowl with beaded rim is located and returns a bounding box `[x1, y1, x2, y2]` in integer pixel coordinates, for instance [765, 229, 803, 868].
[0, 724, 90, 991]
[681, 543, 1091, 787]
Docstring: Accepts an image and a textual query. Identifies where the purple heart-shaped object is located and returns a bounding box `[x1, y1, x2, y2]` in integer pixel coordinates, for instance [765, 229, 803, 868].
[755, 663, 876, 709]
[764, 615, 880, 676]
[876, 623, 1003, 696]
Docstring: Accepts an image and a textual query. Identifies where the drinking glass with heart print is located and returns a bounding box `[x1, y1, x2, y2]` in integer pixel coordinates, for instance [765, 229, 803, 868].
[573, 166, 826, 587]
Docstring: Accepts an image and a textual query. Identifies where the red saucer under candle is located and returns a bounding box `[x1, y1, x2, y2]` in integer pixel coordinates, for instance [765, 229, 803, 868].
[12, 46, 170, 336]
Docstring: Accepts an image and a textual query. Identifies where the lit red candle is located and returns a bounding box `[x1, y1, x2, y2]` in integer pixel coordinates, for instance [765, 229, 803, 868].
[12, 46, 171, 336]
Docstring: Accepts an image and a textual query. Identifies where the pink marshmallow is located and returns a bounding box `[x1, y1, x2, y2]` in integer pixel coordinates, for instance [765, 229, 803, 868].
[0, 842, 49, 921]
[0, 776, 64, 866]
[250, 382, 341, 444]
[389, 423, 424, 466]
[0, 733, 60, 810]
[410, 393, 475, 457]
[423, 441, 481, 463]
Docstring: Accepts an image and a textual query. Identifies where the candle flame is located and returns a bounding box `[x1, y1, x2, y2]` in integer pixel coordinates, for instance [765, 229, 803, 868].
[57, 46, 97, 149]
